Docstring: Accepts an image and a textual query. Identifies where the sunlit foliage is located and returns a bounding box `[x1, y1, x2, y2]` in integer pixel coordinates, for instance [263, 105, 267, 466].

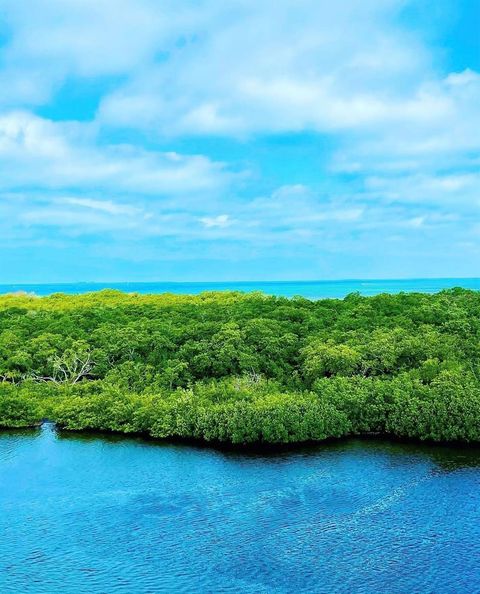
[1, 288, 480, 443]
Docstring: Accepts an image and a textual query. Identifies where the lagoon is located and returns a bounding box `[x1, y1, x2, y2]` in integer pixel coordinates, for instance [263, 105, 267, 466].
[2, 424, 480, 593]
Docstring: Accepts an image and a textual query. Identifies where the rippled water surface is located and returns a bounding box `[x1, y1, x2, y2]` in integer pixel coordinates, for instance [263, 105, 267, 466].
[2, 425, 480, 593]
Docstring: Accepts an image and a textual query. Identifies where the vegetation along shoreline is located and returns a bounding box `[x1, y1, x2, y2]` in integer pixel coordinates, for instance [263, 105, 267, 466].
[2, 288, 480, 445]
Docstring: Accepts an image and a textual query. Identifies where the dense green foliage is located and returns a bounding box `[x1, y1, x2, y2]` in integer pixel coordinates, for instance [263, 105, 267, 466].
[1, 288, 480, 444]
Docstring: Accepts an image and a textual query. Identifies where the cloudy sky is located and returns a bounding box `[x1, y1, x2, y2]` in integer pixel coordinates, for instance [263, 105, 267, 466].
[0, 0, 478, 283]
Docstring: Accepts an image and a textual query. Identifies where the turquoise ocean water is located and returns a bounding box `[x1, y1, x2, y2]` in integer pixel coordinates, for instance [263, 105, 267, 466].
[1, 278, 480, 298]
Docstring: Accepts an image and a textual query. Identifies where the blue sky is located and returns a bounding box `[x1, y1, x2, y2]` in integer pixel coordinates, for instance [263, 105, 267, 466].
[0, 0, 478, 283]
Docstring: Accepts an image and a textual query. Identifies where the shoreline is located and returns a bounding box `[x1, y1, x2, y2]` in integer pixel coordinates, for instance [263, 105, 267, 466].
[5, 421, 480, 454]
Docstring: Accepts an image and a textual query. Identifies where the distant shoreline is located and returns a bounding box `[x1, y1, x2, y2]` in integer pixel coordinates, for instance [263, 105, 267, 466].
[1, 277, 480, 299]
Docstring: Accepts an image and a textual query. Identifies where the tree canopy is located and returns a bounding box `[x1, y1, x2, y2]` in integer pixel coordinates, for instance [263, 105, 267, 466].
[1, 288, 480, 444]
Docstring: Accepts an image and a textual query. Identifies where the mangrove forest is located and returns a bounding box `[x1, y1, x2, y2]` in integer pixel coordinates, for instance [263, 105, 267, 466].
[1, 288, 480, 444]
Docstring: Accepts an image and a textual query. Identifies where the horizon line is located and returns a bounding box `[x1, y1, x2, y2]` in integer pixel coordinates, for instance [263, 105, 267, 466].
[1, 276, 480, 287]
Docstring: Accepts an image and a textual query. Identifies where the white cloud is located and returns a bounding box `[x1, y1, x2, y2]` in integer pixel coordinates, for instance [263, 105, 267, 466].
[332, 70, 480, 175]
[364, 172, 480, 207]
[0, 0, 185, 107]
[189, 185, 367, 247]
[1, 1, 478, 186]
[90, 1, 480, 226]
[407, 216, 425, 228]
[445, 69, 480, 87]
[0, 0, 479, 280]
[61, 197, 141, 215]
[20, 207, 134, 230]
[200, 214, 232, 228]
[96, 0, 438, 137]
[249, 185, 364, 225]
[0, 111, 230, 195]
[1, 1, 477, 161]
[15, 194, 149, 233]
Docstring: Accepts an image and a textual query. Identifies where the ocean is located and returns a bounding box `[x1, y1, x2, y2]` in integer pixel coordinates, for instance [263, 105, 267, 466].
[0, 278, 479, 298]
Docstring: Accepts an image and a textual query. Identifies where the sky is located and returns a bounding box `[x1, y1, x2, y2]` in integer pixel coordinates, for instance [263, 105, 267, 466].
[0, 0, 479, 283]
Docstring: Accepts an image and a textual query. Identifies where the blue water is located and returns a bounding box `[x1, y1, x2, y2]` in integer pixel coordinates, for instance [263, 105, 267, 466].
[2, 425, 480, 593]
[1, 278, 480, 298]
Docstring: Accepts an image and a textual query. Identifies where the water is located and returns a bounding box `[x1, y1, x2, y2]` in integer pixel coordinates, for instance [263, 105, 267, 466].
[2, 426, 480, 593]
[1, 278, 480, 298]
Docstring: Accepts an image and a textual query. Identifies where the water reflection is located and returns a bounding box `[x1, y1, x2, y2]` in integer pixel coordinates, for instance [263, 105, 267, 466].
[51, 422, 480, 472]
